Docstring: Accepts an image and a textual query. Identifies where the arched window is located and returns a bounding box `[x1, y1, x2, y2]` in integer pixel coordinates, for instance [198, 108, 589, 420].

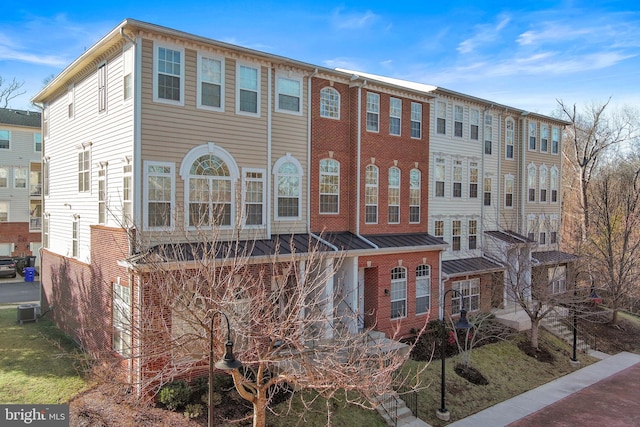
[550, 166, 559, 202]
[391, 266, 407, 319]
[320, 159, 339, 214]
[528, 164, 537, 202]
[365, 164, 378, 224]
[505, 118, 515, 159]
[320, 87, 340, 119]
[539, 165, 548, 202]
[180, 143, 239, 229]
[274, 155, 302, 220]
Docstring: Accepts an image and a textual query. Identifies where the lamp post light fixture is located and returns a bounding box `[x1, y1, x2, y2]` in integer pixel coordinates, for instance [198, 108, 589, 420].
[436, 289, 473, 422]
[209, 311, 242, 427]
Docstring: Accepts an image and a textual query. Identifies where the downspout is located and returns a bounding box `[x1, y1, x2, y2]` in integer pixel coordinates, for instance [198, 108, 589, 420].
[355, 78, 367, 235]
[267, 67, 272, 237]
[520, 114, 528, 234]
[307, 68, 318, 232]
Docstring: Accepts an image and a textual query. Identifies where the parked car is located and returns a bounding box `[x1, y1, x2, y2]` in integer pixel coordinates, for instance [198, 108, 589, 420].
[0, 257, 17, 278]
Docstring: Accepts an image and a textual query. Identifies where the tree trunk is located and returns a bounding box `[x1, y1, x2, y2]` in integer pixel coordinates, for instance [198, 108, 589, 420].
[252, 395, 268, 427]
[611, 309, 619, 325]
[530, 319, 540, 350]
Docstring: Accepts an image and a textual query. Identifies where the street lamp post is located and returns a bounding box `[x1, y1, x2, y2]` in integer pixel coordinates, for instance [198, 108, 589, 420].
[209, 311, 242, 427]
[571, 271, 594, 367]
[436, 289, 473, 422]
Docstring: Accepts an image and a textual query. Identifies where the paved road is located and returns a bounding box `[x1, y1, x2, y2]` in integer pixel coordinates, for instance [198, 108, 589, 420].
[0, 278, 40, 304]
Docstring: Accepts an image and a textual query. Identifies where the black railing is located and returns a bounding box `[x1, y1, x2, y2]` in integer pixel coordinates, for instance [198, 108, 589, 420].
[378, 391, 399, 427]
[396, 383, 418, 418]
[544, 309, 597, 353]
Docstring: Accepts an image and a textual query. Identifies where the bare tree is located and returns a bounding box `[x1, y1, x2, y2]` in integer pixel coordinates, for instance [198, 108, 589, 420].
[125, 224, 428, 427]
[586, 155, 640, 324]
[558, 99, 640, 244]
[0, 76, 26, 108]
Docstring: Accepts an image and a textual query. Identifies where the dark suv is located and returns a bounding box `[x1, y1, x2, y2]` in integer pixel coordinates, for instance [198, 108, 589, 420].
[0, 257, 17, 278]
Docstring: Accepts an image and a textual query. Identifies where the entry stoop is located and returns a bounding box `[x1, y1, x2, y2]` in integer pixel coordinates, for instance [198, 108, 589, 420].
[493, 306, 532, 331]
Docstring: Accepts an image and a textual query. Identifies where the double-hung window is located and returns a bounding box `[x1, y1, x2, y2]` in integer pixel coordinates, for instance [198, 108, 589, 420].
[390, 267, 407, 319]
[123, 45, 133, 100]
[243, 169, 265, 226]
[469, 162, 478, 198]
[409, 169, 421, 223]
[388, 167, 400, 223]
[72, 216, 79, 258]
[389, 98, 401, 136]
[145, 161, 174, 229]
[277, 76, 302, 114]
[551, 167, 559, 202]
[483, 177, 492, 206]
[78, 147, 90, 193]
[154, 43, 184, 105]
[454, 105, 464, 137]
[34, 133, 42, 152]
[98, 62, 107, 113]
[319, 159, 339, 214]
[435, 158, 445, 197]
[365, 165, 378, 223]
[552, 127, 560, 154]
[320, 87, 340, 119]
[550, 215, 559, 244]
[452, 220, 461, 251]
[98, 165, 107, 224]
[541, 125, 549, 152]
[453, 160, 463, 198]
[198, 54, 224, 110]
[506, 119, 514, 159]
[468, 220, 477, 250]
[366, 92, 379, 132]
[0, 166, 8, 188]
[529, 122, 537, 150]
[527, 215, 537, 241]
[528, 164, 537, 202]
[470, 108, 480, 141]
[237, 63, 260, 115]
[434, 220, 444, 238]
[505, 175, 514, 208]
[539, 166, 548, 202]
[122, 164, 132, 226]
[14, 167, 27, 189]
[416, 265, 431, 315]
[411, 102, 422, 138]
[484, 113, 493, 154]
[436, 101, 446, 135]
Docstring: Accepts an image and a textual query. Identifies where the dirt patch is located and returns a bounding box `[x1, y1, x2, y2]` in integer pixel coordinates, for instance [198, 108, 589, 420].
[578, 315, 640, 354]
[454, 363, 489, 385]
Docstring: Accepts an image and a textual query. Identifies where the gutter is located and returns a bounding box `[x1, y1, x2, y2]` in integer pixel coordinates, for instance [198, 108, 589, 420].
[307, 69, 318, 232]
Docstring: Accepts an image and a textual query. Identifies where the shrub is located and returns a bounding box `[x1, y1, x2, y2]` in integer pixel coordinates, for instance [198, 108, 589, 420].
[184, 403, 204, 419]
[157, 380, 191, 411]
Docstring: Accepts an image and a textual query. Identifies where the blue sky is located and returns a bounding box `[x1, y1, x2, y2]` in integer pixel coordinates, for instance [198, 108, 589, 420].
[2, 1, 639, 115]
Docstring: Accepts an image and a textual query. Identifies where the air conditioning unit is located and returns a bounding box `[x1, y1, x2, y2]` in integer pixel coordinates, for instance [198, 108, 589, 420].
[17, 303, 40, 324]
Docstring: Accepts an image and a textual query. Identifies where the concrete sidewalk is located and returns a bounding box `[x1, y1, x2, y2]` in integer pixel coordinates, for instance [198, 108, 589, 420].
[447, 351, 640, 427]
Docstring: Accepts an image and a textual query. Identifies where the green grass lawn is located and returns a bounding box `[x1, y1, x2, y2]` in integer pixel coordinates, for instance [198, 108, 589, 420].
[402, 331, 597, 427]
[0, 306, 90, 404]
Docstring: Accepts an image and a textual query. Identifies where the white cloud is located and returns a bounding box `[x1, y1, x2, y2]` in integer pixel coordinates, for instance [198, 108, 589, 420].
[457, 14, 511, 54]
[331, 8, 379, 30]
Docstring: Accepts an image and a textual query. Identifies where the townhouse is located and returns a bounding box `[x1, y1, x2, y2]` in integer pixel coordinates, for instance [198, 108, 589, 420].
[32, 18, 575, 389]
[0, 108, 42, 262]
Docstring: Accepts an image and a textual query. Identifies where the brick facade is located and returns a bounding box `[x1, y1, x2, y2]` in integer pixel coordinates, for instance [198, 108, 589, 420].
[0, 222, 39, 256]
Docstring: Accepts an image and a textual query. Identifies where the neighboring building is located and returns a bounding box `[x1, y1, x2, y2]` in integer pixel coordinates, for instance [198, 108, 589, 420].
[0, 108, 42, 262]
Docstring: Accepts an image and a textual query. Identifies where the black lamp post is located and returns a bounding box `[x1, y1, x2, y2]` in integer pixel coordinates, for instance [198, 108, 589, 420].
[209, 311, 242, 427]
[437, 289, 473, 421]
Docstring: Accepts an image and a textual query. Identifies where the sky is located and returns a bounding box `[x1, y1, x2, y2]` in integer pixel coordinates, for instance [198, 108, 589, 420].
[1, 1, 639, 116]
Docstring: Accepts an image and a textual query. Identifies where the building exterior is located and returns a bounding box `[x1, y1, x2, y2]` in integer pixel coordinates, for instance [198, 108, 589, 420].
[32, 19, 575, 390]
[0, 108, 42, 261]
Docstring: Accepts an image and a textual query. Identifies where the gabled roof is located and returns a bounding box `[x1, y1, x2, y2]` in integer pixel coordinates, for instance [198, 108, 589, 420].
[485, 230, 535, 245]
[0, 108, 41, 128]
[533, 250, 579, 266]
[442, 257, 505, 278]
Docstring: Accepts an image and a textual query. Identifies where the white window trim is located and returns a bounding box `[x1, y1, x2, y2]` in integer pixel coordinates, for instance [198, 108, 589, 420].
[241, 167, 266, 228]
[528, 163, 537, 203]
[34, 133, 42, 152]
[527, 214, 537, 241]
[389, 97, 402, 136]
[552, 127, 560, 155]
[236, 61, 261, 117]
[72, 215, 79, 258]
[415, 265, 430, 315]
[14, 166, 27, 189]
[0, 166, 9, 188]
[539, 165, 548, 203]
[144, 160, 176, 231]
[470, 108, 480, 141]
[452, 278, 480, 313]
[152, 41, 185, 106]
[411, 102, 422, 139]
[273, 154, 303, 221]
[364, 164, 378, 224]
[112, 281, 131, 356]
[504, 174, 515, 209]
[540, 124, 549, 153]
[98, 164, 107, 225]
[528, 121, 538, 152]
[388, 167, 400, 224]
[197, 52, 225, 112]
[319, 158, 340, 215]
[550, 166, 559, 204]
[275, 72, 303, 115]
[123, 44, 134, 102]
[436, 100, 447, 135]
[409, 168, 421, 224]
[452, 159, 463, 198]
[77, 145, 91, 194]
[98, 61, 108, 114]
[390, 267, 407, 320]
[0, 201, 9, 222]
[453, 104, 464, 138]
[180, 143, 240, 230]
[366, 92, 380, 133]
[435, 157, 446, 198]
[67, 84, 75, 120]
[505, 118, 515, 160]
